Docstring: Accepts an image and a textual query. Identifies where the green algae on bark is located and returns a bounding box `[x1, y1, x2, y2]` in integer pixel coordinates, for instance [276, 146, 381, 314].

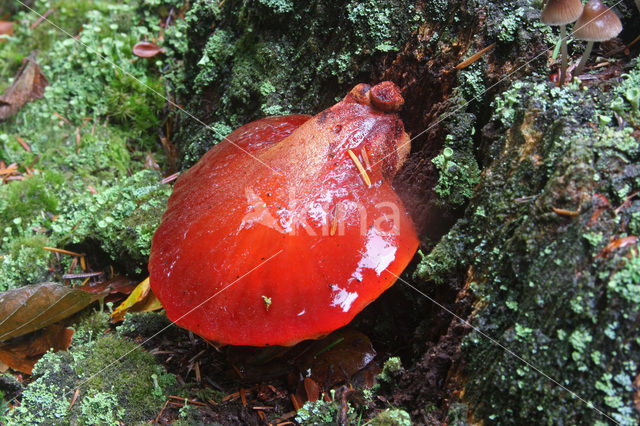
[418, 65, 640, 423]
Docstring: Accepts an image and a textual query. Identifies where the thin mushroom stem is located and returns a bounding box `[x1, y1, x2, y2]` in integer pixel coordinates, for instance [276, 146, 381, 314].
[560, 25, 568, 86]
[573, 40, 594, 78]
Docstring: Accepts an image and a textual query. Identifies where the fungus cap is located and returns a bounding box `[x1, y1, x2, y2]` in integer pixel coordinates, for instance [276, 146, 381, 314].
[541, 0, 584, 26]
[149, 82, 419, 347]
[573, 0, 622, 41]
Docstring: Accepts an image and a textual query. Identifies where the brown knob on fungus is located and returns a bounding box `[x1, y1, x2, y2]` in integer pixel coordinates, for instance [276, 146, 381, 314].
[369, 81, 404, 113]
[572, 0, 622, 78]
[541, 0, 584, 86]
[149, 81, 419, 347]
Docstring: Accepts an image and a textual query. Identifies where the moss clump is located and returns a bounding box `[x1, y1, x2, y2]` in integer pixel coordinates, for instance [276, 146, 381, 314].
[116, 311, 173, 340]
[170, 0, 423, 167]
[481, 0, 553, 50]
[0, 0, 176, 290]
[48, 170, 171, 273]
[71, 309, 111, 346]
[372, 356, 405, 396]
[0, 169, 170, 289]
[10, 333, 177, 425]
[417, 66, 640, 423]
[432, 146, 480, 207]
[369, 408, 412, 426]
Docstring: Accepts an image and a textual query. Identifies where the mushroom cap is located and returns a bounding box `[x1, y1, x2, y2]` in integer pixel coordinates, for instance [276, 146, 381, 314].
[541, 0, 584, 26]
[149, 82, 419, 347]
[573, 0, 622, 41]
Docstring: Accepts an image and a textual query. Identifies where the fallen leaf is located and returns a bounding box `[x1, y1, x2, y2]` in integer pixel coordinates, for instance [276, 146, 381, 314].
[0, 21, 14, 39]
[0, 324, 73, 374]
[78, 275, 138, 296]
[596, 236, 638, 259]
[297, 329, 376, 388]
[0, 282, 104, 342]
[0, 52, 48, 120]
[303, 377, 320, 402]
[132, 41, 164, 58]
[588, 193, 610, 226]
[110, 277, 163, 322]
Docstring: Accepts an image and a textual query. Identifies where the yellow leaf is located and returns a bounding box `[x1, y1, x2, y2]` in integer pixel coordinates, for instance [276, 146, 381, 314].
[110, 277, 163, 322]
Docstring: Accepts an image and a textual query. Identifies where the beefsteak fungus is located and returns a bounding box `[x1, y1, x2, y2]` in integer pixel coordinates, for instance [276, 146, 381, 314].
[149, 82, 419, 346]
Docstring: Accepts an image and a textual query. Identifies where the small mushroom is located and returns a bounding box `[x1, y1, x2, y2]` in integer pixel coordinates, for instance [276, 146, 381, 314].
[541, 0, 584, 86]
[149, 82, 419, 347]
[572, 0, 622, 78]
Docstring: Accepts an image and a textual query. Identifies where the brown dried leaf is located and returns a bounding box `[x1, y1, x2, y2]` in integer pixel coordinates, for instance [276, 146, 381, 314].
[77, 275, 138, 296]
[596, 236, 638, 259]
[303, 377, 320, 402]
[0, 21, 14, 39]
[0, 282, 104, 342]
[0, 324, 74, 374]
[132, 41, 164, 58]
[0, 52, 48, 120]
[298, 329, 376, 388]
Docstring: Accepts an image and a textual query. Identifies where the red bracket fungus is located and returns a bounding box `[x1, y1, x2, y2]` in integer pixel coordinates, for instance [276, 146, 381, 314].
[149, 82, 419, 347]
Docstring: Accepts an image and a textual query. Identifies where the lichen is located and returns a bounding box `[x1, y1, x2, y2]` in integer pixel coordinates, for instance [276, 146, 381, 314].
[295, 397, 340, 425]
[417, 64, 640, 422]
[10, 333, 177, 424]
[170, 0, 423, 167]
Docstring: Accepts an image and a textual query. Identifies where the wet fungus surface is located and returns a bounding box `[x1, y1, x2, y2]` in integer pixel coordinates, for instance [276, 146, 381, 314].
[150, 82, 419, 347]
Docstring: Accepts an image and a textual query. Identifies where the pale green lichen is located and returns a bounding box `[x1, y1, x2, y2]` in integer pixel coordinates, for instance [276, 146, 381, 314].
[10, 333, 177, 425]
[432, 147, 481, 206]
[295, 398, 340, 425]
[369, 408, 412, 426]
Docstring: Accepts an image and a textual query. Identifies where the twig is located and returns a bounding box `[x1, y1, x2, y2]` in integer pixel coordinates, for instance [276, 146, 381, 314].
[456, 43, 496, 70]
[30, 8, 53, 29]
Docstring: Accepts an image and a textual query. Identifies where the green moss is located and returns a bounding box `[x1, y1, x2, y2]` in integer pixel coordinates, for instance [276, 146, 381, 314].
[496, 7, 525, 43]
[71, 309, 111, 346]
[369, 408, 412, 426]
[432, 147, 480, 206]
[0, 234, 52, 290]
[481, 0, 553, 50]
[417, 66, 640, 422]
[172, 0, 422, 167]
[428, 105, 481, 208]
[0, 0, 176, 289]
[378, 356, 403, 381]
[0, 169, 170, 289]
[372, 356, 405, 396]
[78, 392, 124, 426]
[116, 311, 173, 339]
[0, 170, 64, 225]
[255, 0, 294, 13]
[11, 334, 176, 424]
